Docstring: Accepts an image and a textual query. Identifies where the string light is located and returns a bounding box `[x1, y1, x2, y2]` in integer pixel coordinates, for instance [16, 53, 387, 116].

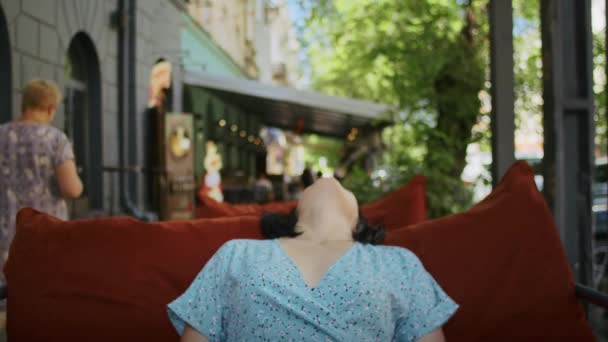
[218, 119, 226, 127]
[230, 124, 238, 132]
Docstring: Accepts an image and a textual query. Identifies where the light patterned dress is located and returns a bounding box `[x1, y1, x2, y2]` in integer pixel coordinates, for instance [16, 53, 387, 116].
[0, 122, 74, 285]
[168, 239, 458, 341]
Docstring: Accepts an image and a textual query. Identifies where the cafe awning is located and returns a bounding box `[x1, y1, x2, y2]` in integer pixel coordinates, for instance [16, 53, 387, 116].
[184, 71, 393, 138]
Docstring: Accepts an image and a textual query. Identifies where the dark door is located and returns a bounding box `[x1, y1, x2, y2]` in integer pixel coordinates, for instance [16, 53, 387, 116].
[64, 82, 90, 217]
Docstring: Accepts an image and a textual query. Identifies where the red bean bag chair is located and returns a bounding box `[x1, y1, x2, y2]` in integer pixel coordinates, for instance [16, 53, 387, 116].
[197, 175, 427, 231]
[196, 194, 297, 218]
[5, 212, 262, 342]
[4, 162, 594, 341]
[360, 175, 426, 230]
[385, 161, 594, 341]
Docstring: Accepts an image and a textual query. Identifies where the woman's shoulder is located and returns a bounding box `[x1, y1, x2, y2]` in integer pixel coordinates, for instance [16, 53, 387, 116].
[5, 124, 68, 141]
[222, 238, 270, 246]
[359, 244, 424, 267]
[0, 123, 8, 137]
[44, 125, 69, 140]
[213, 239, 275, 269]
[217, 239, 273, 254]
[353, 245, 430, 284]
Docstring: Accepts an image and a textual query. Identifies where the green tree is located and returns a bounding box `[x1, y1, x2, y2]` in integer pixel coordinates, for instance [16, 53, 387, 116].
[302, 134, 343, 174]
[298, 0, 607, 217]
[593, 29, 607, 157]
[298, 0, 488, 217]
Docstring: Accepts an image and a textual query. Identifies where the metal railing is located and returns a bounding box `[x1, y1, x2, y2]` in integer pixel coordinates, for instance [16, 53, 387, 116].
[576, 284, 608, 309]
[102, 165, 164, 217]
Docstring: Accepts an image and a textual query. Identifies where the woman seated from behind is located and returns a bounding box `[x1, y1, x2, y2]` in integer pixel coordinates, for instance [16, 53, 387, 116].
[168, 178, 458, 341]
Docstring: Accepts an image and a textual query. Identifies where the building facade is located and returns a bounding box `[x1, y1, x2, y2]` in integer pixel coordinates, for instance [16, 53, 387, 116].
[1, 0, 389, 219]
[180, 10, 263, 190]
[0, 0, 185, 218]
[185, 0, 300, 87]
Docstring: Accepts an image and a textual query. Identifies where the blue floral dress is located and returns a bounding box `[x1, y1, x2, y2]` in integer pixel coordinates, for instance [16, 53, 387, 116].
[168, 239, 458, 341]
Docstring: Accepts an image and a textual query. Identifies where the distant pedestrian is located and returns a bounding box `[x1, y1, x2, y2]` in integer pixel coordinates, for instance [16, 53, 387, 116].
[254, 172, 275, 202]
[0, 79, 83, 289]
[301, 168, 314, 188]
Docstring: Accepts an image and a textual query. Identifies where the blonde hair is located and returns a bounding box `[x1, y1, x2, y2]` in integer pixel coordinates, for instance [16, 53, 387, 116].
[21, 79, 62, 112]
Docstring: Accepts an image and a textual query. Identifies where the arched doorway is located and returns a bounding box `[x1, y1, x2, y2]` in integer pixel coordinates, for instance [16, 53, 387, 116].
[64, 32, 102, 217]
[0, 5, 11, 122]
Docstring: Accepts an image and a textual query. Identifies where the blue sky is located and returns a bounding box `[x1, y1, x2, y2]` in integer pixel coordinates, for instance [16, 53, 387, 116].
[286, 0, 305, 24]
[285, 0, 312, 87]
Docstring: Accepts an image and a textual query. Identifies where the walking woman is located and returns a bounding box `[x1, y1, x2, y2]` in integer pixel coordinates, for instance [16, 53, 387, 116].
[0, 79, 83, 288]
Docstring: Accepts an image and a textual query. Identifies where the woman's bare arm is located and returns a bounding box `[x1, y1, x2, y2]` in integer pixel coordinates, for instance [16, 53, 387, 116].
[180, 324, 209, 342]
[417, 328, 446, 342]
[55, 160, 83, 199]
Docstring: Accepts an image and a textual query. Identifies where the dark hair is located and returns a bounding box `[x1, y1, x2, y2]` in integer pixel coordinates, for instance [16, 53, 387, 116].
[261, 209, 385, 245]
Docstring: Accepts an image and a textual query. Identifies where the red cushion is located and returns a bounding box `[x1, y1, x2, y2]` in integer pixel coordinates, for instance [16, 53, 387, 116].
[384, 161, 594, 341]
[5, 210, 262, 342]
[361, 175, 426, 230]
[196, 176, 427, 231]
[195, 195, 296, 218]
[196, 194, 259, 217]
[6, 163, 592, 341]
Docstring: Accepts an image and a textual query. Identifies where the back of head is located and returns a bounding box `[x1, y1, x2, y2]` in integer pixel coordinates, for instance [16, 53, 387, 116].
[22, 79, 62, 113]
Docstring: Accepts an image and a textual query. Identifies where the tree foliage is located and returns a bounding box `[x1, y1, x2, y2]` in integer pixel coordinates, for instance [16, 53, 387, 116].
[593, 28, 607, 157]
[298, 0, 488, 217]
[298, 0, 607, 217]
